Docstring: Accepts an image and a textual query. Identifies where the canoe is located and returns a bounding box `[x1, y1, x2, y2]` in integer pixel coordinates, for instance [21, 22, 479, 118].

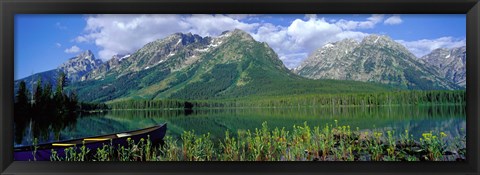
[14, 123, 167, 161]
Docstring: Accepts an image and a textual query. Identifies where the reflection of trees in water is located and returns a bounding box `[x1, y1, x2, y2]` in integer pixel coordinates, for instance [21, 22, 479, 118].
[14, 111, 79, 146]
[14, 115, 29, 144]
[103, 105, 465, 142]
[14, 75, 80, 146]
[14, 103, 465, 146]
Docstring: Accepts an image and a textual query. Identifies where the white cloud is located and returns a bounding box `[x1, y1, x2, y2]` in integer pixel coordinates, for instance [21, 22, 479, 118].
[335, 14, 384, 30]
[251, 24, 293, 57]
[287, 17, 343, 51]
[75, 14, 439, 68]
[384, 15, 403, 25]
[335, 31, 369, 41]
[252, 16, 370, 68]
[64, 45, 81, 53]
[367, 14, 385, 24]
[77, 14, 259, 60]
[185, 14, 259, 37]
[79, 14, 190, 60]
[279, 53, 309, 68]
[226, 14, 262, 20]
[55, 43, 62, 48]
[75, 36, 89, 43]
[396, 37, 466, 57]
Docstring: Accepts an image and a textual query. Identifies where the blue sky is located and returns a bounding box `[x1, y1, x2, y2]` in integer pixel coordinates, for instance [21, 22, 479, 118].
[15, 14, 466, 80]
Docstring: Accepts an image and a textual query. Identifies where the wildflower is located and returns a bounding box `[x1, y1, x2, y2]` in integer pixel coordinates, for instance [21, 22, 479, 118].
[422, 132, 432, 139]
[440, 132, 447, 138]
[374, 132, 382, 138]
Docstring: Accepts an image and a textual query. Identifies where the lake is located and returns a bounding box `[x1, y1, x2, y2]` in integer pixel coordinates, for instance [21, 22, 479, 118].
[14, 105, 466, 147]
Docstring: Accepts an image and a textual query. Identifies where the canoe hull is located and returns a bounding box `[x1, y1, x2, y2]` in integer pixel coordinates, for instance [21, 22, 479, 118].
[14, 124, 167, 161]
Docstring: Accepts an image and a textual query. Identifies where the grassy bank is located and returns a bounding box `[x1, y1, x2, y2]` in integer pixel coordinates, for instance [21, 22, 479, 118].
[44, 121, 465, 161]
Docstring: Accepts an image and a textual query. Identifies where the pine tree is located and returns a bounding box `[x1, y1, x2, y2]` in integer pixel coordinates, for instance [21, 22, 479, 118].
[55, 72, 66, 98]
[15, 81, 29, 106]
[15, 81, 31, 118]
[33, 77, 43, 109]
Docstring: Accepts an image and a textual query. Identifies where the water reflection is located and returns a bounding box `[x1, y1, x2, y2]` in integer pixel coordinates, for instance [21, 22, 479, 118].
[14, 105, 466, 147]
[14, 111, 78, 146]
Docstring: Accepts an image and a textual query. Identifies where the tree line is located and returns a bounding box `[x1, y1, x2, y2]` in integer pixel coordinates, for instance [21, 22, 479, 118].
[107, 99, 193, 110]
[225, 90, 466, 108]
[105, 90, 465, 110]
[14, 72, 82, 144]
[15, 72, 79, 119]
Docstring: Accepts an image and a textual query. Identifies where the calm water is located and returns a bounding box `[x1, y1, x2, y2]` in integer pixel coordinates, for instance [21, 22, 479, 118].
[15, 105, 466, 146]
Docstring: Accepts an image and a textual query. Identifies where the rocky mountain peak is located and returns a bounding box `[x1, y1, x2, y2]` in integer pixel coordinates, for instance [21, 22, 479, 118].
[359, 34, 417, 59]
[171, 32, 210, 46]
[325, 38, 359, 49]
[83, 49, 93, 56]
[90, 32, 215, 78]
[361, 35, 395, 46]
[218, 29, 255, 42]
[112, 53, 131, 61]
[57, 50, 103, 82]
[420, 46, 466, 87]
[71, 50, 95, 61]
[295, 34, 460, 90]
[294, 38, 360, 78]
[231, 28, 248, 34]
[64, 50, 100, 63]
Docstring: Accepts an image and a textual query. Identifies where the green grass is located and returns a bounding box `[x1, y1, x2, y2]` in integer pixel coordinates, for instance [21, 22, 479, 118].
[43, 121, 465, 161]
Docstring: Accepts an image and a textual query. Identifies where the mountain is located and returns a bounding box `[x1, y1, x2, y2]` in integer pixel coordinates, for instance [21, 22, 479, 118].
[14, 50, 103, 92]
[82, 33, 212, 81]
[418, 46, 466, 88]
[295, 35, 461, 90]
[295, 39, 359, 80]
[67, 29, 393, 102]
[58, 50, 103, 82]
[162, 29, 297, 100]
[81, 53, 129, 81]
[14, 69, 59, 93]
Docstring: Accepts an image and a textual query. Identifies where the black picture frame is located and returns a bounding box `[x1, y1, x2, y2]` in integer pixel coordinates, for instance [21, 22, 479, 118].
[1, 0, 479, 174]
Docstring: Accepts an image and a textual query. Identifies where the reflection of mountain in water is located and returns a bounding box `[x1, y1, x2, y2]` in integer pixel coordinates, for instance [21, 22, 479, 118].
[15, 105, 465, 147]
